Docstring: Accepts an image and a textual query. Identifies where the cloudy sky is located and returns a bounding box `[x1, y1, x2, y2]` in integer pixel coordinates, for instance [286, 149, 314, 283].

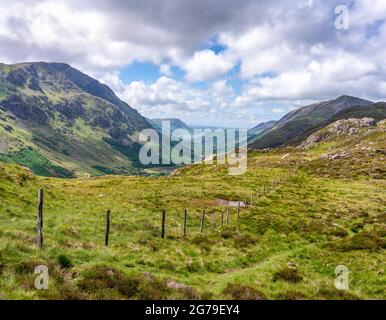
[1, 0, 385, 127]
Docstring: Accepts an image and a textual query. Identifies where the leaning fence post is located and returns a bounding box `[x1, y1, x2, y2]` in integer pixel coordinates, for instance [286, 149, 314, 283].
[161, 210, 166, 238]
[200, 210, 205, 233]
[184, 209, 187, 237]
[226, 207, 230, 224]
[37, 189, 44, 249]
[105, 209, 110, 246]
[221, 210, 224, 226]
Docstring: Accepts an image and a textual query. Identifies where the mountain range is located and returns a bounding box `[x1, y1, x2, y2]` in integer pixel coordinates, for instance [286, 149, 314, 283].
[248, 95, 386, 149]
[1, 61, 385, 177]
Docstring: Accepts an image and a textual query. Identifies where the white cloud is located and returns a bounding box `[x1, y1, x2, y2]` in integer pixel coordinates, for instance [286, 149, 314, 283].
[183, 50, 235, 82]
[350, 0, 386, 26]
[119, 77, 210, 118]
[1, 0, 386, 126]
[98, 72, 125, 93]
[159, 64, 173, 76]
[117, 76, 259, 125]
[237, 53, 382, 101]
[219, 27, 309, 78]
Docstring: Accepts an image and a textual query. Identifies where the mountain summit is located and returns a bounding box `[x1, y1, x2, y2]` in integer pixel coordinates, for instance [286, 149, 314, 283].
[249, 95, 374, 149]
[0, 62, 152, 177]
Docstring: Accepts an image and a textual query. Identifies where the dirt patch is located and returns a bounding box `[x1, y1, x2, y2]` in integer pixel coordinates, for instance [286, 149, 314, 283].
[216, 199, 247, 207]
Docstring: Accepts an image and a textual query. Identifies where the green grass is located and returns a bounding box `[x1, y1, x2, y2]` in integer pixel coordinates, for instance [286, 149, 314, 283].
[0, 147, 74, 178]
[0, 128, 385, 300]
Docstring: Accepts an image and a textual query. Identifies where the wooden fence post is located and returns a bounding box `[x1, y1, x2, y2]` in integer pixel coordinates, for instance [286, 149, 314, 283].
[161, 210, 166, 238]
[37, 189, 44, 249]
[212, 209, 215, 229]
[183, 209, 187, 237]
[221, 210, 224, 226]
[105, 210, 110, 246]
[200, 210, 205, 233]
[226, 207, 230, 224]
[237, 201, 240, 218]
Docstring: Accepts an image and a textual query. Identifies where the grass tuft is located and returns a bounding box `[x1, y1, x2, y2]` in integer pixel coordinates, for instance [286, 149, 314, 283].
[223, 283, 266, 300]
[272, 267, 303, 283]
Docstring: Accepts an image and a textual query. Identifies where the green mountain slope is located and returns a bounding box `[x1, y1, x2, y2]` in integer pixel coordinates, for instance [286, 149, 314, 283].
[247, 120, 277, 140]
[0, 62, 153, 177]
[331, 102, 386, 122]
[249, 95, 374, 149]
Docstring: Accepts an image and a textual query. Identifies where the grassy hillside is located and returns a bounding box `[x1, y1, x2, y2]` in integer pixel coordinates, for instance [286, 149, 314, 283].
[290, 103, 386, 147]
[0, 123, 385, 300]
[249, 96, 374, 149]
[0, 62, 153, 178]
[331, 102, 386, 122]
[247, 120, 277, 141]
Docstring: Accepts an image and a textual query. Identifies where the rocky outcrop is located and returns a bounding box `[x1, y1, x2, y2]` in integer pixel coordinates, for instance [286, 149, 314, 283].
[320, 150, 350, 160]
[327, 117, 376, 134]
[377, 119, 386, 129]
[300, 117, 379, 149]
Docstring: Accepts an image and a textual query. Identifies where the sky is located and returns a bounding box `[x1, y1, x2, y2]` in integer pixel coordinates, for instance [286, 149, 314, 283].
[0, 0, 385, 127]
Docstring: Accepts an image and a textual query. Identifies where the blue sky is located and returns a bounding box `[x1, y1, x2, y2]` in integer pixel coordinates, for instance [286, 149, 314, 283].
[120, 62, 162, 84]
[1, 0, 385, 127]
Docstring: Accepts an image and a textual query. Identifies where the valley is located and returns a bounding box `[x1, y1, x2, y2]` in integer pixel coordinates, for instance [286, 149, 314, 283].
[0, 119, 384, 299]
